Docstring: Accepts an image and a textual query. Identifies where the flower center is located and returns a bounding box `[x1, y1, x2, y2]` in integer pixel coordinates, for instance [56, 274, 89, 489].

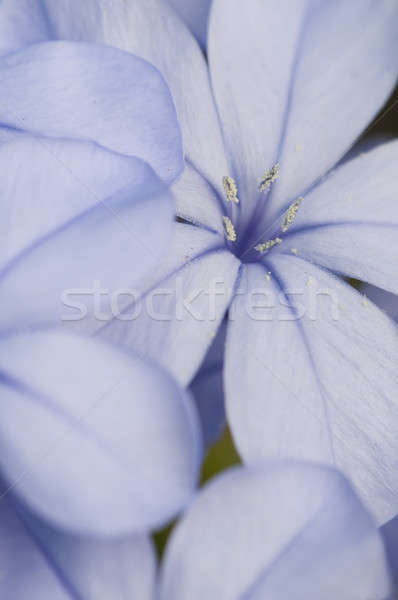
[221, 166, 303, 263]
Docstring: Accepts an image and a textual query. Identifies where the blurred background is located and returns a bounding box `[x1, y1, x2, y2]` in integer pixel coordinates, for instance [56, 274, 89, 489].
[370, 83, 398, 137]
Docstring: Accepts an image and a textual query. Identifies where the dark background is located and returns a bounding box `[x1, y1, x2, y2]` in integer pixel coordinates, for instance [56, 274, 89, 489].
[363, 83, 398, 139]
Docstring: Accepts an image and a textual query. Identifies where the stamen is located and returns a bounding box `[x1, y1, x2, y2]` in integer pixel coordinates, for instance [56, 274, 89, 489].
[254, 237, 282, 253]
[259, 163, 279, 192]
[223, 216, 237, 242]
[282, 197, 303, 232]
[222, 176, 239, 204]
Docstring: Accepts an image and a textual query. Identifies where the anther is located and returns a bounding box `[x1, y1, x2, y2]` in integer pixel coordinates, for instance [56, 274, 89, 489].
[254, 237, 282, 253]
[282, 197, 303, 232]
[222, 176, 239, 204]
[223, 216, 237, 242]
[259, 163, 279, 192]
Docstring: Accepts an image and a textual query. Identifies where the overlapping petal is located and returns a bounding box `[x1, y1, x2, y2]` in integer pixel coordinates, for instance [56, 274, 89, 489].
[283, 140, 398, 294]
[209, 0, 398, 232]
[0, 499, 156, 599]
[159, 463, 390, 599]
[167, 0, 211, 49]
[0, 151, 173, 334]
[97, 223, 240, 386]
[0, 330, 201, 536]
[225, 256, 398, 523]
[190, 320, 226, 447]
[381, 515, 398, 590]
[0, 0, 228, 194]
[172, 164, 224, 233]
[0, 137, 165, 269]
[361, 284, 398, 322]
[0, 0, 55, 56]
[0, 40, 183, 182]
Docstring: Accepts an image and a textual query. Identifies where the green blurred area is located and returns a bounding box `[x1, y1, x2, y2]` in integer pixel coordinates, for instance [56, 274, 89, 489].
[154, 428, 240, 556]
[201, 428, 241, 484]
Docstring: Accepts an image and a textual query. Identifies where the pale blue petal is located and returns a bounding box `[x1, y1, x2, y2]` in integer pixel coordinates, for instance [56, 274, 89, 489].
[190, 320, 226, 447]
[284, 140, 398, 294]
[381, 515, 398, 591]
[159, 463, 390, 599]
[0, 153, 173, 334]
[25, 510, 157, 600]
[360, 284, 398, 322]
[167, 0, 211, 49]
[97, 223, 240, 386]
[0, 330, 201, 536]
[0, 499, 70, 599]
[0, 499, 156, 599]
[0, 0, 228, 194]
[0, 0, 55, 56]
[0, 137, 168, 271]
[209, 0, 398, 232]
[225, 256, 398, 523]
[0, 40, 183, 183]
[172, 164, 224, 233]
[0, 124, 27, 146]
[339, 133, 395, 165]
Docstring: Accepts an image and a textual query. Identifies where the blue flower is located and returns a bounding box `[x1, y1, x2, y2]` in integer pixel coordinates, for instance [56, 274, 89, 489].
[0, 31, 203, 536]
[0, 37, 184, 329]
[167, 0, 212, 49]
[1, 0, 398, 524]
[0, 460, 394, 599]
[0, 329, 202, 538]
[361, 283, 398, 322]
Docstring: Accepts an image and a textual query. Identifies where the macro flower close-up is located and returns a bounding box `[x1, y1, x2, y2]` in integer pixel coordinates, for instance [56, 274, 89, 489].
[2, 460, 396, 599]
[0, 0, 398, 597]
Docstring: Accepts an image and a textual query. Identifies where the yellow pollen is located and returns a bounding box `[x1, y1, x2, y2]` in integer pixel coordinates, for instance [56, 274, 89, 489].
[222, 176, 239, 204]
[259, 163, 279, 192]
[291, 248, 297, 255]
[266, 272, 271, 281]
[361, 296, 369, 307]
[255, 237, 282, 253]
[223, 216, 237, 242]
[282, 197, 303, 232]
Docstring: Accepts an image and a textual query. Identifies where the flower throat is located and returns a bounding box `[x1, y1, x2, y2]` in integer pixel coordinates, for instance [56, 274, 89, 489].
[221, 165, 303, 262]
